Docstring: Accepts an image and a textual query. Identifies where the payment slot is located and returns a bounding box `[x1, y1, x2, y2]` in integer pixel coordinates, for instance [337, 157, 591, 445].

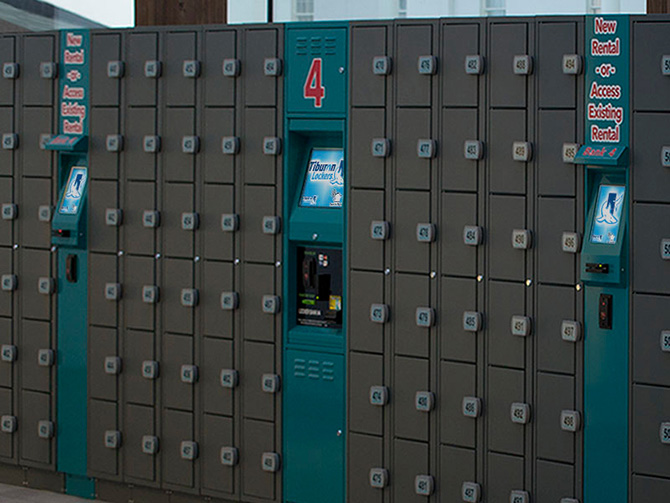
[297, 246, 343, 329]
[577, 147, 629, 503]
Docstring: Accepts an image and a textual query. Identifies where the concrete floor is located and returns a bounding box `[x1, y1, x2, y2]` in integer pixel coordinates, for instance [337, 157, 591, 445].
[0, 484, 97, 503]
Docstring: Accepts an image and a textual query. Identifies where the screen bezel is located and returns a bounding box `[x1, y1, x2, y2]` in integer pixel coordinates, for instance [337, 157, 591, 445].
[297, 147, 345, 210]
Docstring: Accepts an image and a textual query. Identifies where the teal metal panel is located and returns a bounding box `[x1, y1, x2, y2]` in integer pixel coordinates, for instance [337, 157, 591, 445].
[54, 29, 94, 499]
[283, 349, 345, 503]
[286, 25, 348, 116]
[582, 15, 630, 503]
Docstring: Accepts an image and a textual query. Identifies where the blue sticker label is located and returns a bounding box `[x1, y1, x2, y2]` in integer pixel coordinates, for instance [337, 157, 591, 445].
[591, 184, 625, 245]
[59, 167, 88, 215]
[299, 148, 344, 209]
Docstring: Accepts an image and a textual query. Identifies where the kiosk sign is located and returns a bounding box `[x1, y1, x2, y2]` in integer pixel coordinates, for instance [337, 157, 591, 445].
[59, 30, 89, 136]
[299, 148, 344, 208]
[585, 16, 629, 146]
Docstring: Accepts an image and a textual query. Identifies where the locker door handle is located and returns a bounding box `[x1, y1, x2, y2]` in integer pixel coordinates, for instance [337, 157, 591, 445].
[66, 254, 77, 283]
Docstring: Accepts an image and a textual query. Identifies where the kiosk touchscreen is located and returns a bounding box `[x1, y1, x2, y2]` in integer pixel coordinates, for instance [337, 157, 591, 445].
[590, 184, 625, 245]
[52, 165, 88, 248]
[299, 148, 344, 209]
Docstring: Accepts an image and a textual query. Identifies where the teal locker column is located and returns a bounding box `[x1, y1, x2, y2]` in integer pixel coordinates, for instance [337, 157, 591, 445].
[283, 23, 348, 503]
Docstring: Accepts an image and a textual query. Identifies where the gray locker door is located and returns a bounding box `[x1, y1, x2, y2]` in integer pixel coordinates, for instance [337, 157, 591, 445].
[162, 333, 193, 411]
[537, 110, 577, 197]
[441, 192, 477, 277]
[488, 281, 525, 369]
[20, 177, 51, 249]
[241, 341, 274, 422]
[0, 177, 13, 246]
[632, 384, 670, 478]
[126, 33, 158, 107]
[123, 181, 156, 256]
[88, 253, 118, 328]
[203, 108, 235, 184]
[20, 107, 53, 178]
[0, 318, 11, 388]
[202, 337, 233, 416]
[91, 33, 121, 106]
[241, 418, 275, 500]
[161, 409, 194, 488]
[241, 108, 277, 186]
[241, 185, 276, 265]
[536, 372, 575, 463]
[633, 113, 670, 204]
[395, 108, 431, 191]
[441, 108, 478, 192]
[124, 255, 155, 331]
[163, 108, 195, 183]
[0, 109, 12, 177]
[202, 414, 234, 494]
[20, 320, 51, 393]
[88, 326, 118, 401]
[440, 361, 476, 448]
[394, 191, 430, 274]
[348, 433, 383, 503]
[243, 29, 278, 108]
[632, 475, 670, 502]
[241, 263, 275, 343]
[88, 399, 118, 476]
[124, 107, 157, 181]
[489, 23, 528, 108]
[202, 184, 234, 262]
[203, 30, 236, 107]
[489, 109, 527, 195]
[123, 404, 155, 481]
[537, 197, 576, 285]
[538, 22, 577, 109]
[633, 22, 670, 111]
[350, 108, 385, 190]
[90, 107, 120, 180]
[442, 23, 480, 108]
[394, 356, 429, 441]
[350, 189, 384, 271]
[633, 203, 670, 294]
[633, 294, 670, 386]
[89, 180, 119, 253]
[164, 31, 196, 107]
[123, 329, 154, 406]
[536, 460, 575, 502]
[488, 195, 526, 282]
[0, 248, 12, 317]
[20, 248, 51, 321]
[393, 439, 428, 503]
[486, 452, 524, 501]
[20, 391, 50, 465]
[537, 285, 575, 375]
[0, 387, 12, 458]
[440, 445, 475, 502]
[349, 351, 383, 436]
[396, 24, 433, 107]
[0, 38, 14, 106]
[487, 366, 524, 455]
[202, 261, 234, 338]
[162, 184, 194, 259]
[351, 25, 387, 108]
[394, 274, 430, 359]
[348, 270, 384, 354]
[22, 35, 54, 106]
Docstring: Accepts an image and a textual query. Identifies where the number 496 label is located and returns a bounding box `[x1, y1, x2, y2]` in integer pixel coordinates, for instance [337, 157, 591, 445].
[304, 58, 325, 108]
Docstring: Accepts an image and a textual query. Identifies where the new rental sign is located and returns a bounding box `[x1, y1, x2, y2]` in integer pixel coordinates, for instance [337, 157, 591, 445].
[59, 30, 89, 136]
[585, 16, 629, 146]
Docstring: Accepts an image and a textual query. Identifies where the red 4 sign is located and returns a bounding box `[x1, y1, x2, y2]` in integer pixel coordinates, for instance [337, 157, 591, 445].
[304, 58, 325, 108]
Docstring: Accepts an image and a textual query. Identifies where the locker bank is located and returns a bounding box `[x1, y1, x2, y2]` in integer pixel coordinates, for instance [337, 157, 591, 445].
[0, 12, 668, 503]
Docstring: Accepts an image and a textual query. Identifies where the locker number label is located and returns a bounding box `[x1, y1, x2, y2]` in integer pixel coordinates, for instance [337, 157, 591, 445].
[662, 146, 670, 167]
[304, 58, 325, 108]
[661, 239, 670, 260]
[661, 331, 670, 353]
[661, 422, 670, 444]
[662, 55, 670, 76]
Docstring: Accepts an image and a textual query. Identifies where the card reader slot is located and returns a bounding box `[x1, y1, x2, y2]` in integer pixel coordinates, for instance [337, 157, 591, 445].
[585, 262, 609, 274]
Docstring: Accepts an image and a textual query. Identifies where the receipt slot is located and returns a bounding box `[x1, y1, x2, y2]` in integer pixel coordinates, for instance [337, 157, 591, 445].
[283, 24, 348, 503]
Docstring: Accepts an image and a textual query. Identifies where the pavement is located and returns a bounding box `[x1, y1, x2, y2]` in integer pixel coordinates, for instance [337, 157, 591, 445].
[0, 484, 97, 503]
